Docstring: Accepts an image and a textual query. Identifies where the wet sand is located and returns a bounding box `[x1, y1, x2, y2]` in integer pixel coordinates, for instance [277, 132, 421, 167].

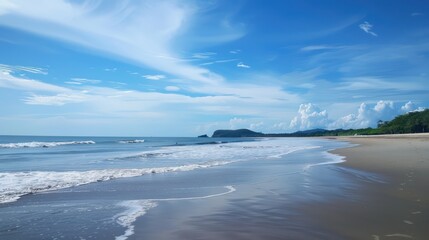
[315, 133, 429, 239]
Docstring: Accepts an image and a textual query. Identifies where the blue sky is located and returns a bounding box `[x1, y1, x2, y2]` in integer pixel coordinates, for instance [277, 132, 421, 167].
[0, 0, 428, 136]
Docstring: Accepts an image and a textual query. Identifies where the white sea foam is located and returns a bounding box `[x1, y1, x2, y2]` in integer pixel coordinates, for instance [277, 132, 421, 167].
[115, 200, 157, 240]
[0, 161, 231, 204]
[303, 150, 345, 171]
[118, 140, 145, 144]
[0, 140, 95, 148]
[114, 186, 236, 240]
[116, 140, 320, 163]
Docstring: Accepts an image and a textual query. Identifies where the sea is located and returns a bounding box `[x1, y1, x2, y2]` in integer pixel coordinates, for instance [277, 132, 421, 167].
[0, 135, 382, 240]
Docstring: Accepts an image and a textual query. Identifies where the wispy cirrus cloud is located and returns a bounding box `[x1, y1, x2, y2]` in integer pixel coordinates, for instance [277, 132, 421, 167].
[0, 1, 234, 86]
[336, 76, 423, 91]
[237, 62, 250, 68]
[199, 59, 236, 66]
[0, 1, 299, 108]
[300, 45, 344, 52]
[192, 52, 216, 59]
[359, 21, 377, 36]
[69, 78, 101, 85]
[142, 75, 166, 80]
[0, 70, 66, 92]
[25, 93, 87, 106]
[229, 49, 241, 54]
[0, 63, 47, 75]
[0, 68, 299, 121]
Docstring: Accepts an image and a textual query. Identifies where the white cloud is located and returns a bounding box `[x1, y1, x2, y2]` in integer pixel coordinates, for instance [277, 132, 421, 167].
[0, 63, 47, 75]
[359, 21, 377, 36]
[0, 1, 225, 85]
[331, 101, 425, 129]
[1, 70, 295, 121]
[272, 122, 289, 131]
[237, 62, 250, 68]
[411, 12, 423, 17]
[300, 45, 343, 51]
[229, 49, 241, 54]
[400, 101, 425, 113]
[288, 101, 426, 131]
[24, 93, 87, 106]
[0, 70, 67, 92]
[143, 75, 166, 80]
[229, 117, 247, 129]
[250, 121, 264, 130]
[0, 1, 299, 108]
[65, 81, 82, 85]
[192, 52, 216, 59]
[289, 103, 329, 131]
[228, 117, 265, 131]
[401, 101, 416, 112]
[70, 78, 101, 84]
[165, 86, 180, 91]
[199, 59, 236, 66]
[336, 76, 422, 91]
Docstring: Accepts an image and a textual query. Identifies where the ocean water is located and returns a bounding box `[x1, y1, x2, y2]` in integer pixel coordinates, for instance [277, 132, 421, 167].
[0, 136, 379, 239]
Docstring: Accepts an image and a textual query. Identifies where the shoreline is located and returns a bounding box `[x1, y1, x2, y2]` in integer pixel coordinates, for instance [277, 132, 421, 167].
[317, 133, 429, 239]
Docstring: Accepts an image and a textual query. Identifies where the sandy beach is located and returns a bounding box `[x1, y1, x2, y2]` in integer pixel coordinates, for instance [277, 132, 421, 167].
[317, 133, 429, 239]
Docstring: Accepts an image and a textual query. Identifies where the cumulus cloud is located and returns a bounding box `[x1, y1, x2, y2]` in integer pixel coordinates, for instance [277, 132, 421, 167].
[228, 117, 264, 131]
[237, 62, 250, 68]
[288, 101, 425, 131]
[143, 75, 166, 80]
[250, 121, 264, 131]
[359, 21, 377, 36]
[331, 101, 425, 129]
[229, 117, 247, 129]
[289, 103, 329, 131]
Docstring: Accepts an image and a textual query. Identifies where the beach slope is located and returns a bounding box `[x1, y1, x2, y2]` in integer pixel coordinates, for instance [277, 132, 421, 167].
[324, 134, 429, 239]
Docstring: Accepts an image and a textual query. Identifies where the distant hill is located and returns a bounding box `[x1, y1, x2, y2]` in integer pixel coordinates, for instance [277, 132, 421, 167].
[212, 129, 265, 138]
[211, 109, 429, 137]
[377, 109, 429, 134]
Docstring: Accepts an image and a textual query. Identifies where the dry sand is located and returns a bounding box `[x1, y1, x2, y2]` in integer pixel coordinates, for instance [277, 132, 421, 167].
[311, 133, 429, 239]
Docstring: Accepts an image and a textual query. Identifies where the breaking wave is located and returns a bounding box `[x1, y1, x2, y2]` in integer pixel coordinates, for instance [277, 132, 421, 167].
[0, 160, 231, 204]
[118, 140, 145, 144]
[0, 141, 95, 148]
